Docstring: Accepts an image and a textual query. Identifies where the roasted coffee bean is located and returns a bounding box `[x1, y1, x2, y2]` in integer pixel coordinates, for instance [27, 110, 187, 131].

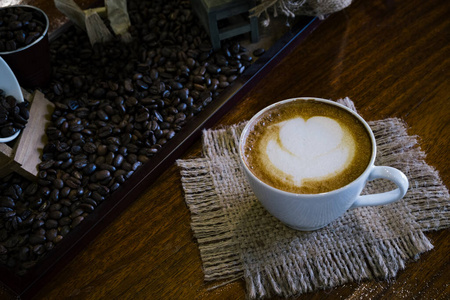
[72, 171, 83, 180]
[91, 191, 104, 202]
[83, 142, 97, 154]
[71, 216, 84, 228]
[69, 123, 83, 132]
[97, 110, 109, 121]
[83, 163, 97, 175]
[60, 226, 70, 236]
[98, 126, 112, 137]
[39, 160, 54, 170]
[29, 234, 46, 245]
[70, 208, 84, 219]
[74, 159, 89, 169]
[5, 40, 17, 51]
[0, 196, 15, 208]
[18, 246, 30, 261]
[99, 163, 115, 172]
[135, 111, 150, 122]
[253, 48, 266, 57]
[48, 210, 62, 220]
[106, 136, 120, 146]
[94, 156, 105, 165]
[59, 217, 71, 226]
[49, 203, 62, 211]
[38, 200, 50, 211]
[32, 244, 45, 255]
[65, 177, 81, 189]
[93, 170, 110, 181]
[44, 241, 54, 252]
[59, 187, 70, 198]
[107, 144, 119, 152]
[51, 178, 64, 189]
[49, 189, 60, 202]
[166, 130, 176, 140]
[97, 144, 108, 156]
[45, 219, 58, 229]
[44, 229, 57, 242]
[0, 244, 7, 255]
[0, 126, 17, 137]
[92, 88, 106, 98]
[60, 158, 73, 169]
[123, 79, 134, 93]
[8, 20, 23, 31]
[21, 213, 34, 227]
[79, 203, 94, 212]
[56, 152, 71, 161]
[25, 32, 40, 45]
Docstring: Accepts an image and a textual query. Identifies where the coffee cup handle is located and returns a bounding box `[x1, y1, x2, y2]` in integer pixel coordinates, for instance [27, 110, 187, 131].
[350, 166, 409, 209]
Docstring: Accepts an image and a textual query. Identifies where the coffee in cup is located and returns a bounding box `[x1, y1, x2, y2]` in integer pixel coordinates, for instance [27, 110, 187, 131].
[239, 97, 409, 231]
[242, 99, 372, 194]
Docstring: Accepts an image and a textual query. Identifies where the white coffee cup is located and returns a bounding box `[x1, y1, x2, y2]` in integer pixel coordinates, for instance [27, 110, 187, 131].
[239, 97, 409, 231]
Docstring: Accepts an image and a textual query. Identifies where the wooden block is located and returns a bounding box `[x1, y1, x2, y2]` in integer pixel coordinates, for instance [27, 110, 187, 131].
[191, 0, 258, 50]
[0, 89, 54, 181]
[0, 142, 14, 166]
[0, 143, 20, 178]
[13, 90, 54, 180]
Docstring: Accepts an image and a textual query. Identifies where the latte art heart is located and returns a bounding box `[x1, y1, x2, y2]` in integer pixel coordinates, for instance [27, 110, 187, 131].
[265, 116, 355, 186]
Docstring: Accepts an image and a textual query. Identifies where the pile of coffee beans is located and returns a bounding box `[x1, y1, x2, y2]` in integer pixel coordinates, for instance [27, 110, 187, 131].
[0, 6, 46, 52]
[0, 90, 29, 138]
[0, 0, 261, 276]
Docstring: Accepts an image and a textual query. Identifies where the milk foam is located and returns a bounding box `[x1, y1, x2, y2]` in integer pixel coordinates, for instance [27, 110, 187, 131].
[265, 116, 355, 186]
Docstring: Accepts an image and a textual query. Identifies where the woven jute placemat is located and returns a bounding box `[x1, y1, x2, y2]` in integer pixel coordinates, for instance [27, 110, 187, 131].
[177, 98, 449, 298]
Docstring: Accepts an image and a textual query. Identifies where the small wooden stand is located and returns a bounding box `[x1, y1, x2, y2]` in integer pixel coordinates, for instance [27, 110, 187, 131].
[192, 0, 259, 50]
[0, 89, 54, 181]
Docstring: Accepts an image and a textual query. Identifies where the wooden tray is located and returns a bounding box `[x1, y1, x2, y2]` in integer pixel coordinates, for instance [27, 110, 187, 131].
[0, 15, 322, 299]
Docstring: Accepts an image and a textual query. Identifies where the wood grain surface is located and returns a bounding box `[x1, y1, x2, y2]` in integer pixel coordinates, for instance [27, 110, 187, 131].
[1, 0, 449, 299]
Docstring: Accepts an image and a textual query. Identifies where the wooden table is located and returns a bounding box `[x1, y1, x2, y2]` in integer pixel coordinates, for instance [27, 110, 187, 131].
[1, 0, 449, 299]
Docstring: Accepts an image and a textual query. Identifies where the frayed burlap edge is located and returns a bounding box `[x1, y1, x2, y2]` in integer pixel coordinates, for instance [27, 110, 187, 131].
[177, 100, 449, 298]
[178, 157, 244, 281]
[243, 231, 433, 298]
[250, 0, 353, 26]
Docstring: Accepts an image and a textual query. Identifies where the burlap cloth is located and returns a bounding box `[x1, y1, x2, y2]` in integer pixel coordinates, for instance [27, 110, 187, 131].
[177, 98, 449, 298]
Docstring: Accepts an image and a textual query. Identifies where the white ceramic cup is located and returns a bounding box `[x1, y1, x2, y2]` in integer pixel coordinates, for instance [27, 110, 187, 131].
[239, 97, 409, 231]
[0, 56, 24, 143]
